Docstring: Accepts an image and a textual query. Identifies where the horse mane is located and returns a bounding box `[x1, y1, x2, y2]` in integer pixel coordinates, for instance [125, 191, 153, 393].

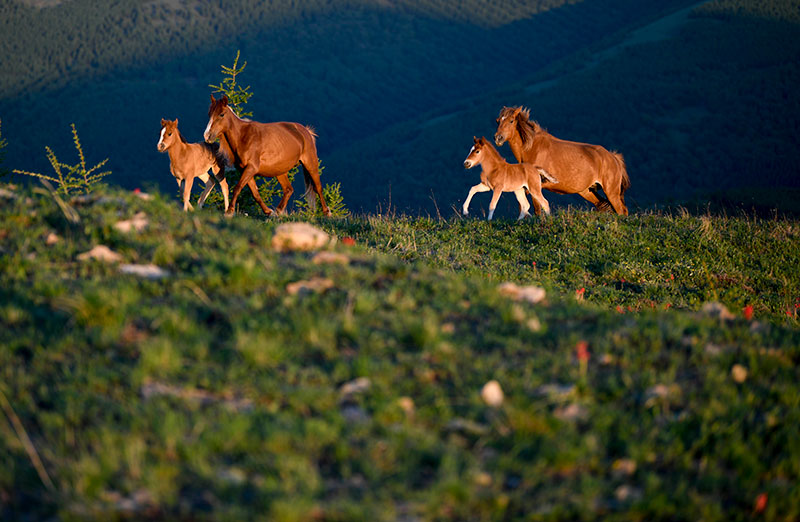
[176, 127, 188, 144]
[478, 136, 502, 160]
[501, 106, 544, 151]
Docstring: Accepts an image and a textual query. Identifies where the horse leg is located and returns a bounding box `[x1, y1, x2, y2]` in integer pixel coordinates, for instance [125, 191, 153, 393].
[578, 188, 610, 212]
[246, 177, 274, 216]
[227, 165, 258, 216]
[273, 173, 294, 215]
[531, 190, 551, 216]
[462, 183, 490, 216]
[196, 171, 216, 210]
[525, 188, 543, 215]
[300, 157, 331, 217]
[513, 189, 531, 220]
[202, 164, 229, 212]
[219, 177, 230, 213]
[487, 189, 503, 221]
[180, 178, 194, 211]
[606, 188, 629, 216]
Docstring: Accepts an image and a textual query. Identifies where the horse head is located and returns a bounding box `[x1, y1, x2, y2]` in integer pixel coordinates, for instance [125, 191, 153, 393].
[464, 136, 486, 169]
[494, 106, 523, 147]
[204, 95, 231, 143]
[157, 118, 179, 152]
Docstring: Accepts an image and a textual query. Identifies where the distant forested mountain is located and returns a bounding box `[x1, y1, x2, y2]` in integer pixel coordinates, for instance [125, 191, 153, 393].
[0, 0, 586, 99]
[324, 0, 800, 214]
[1, 0, 797, 216]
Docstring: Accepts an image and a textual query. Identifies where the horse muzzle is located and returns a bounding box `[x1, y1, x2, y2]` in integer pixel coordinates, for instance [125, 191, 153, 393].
[463, 160, 473, 169]
[157, 143, 166, 152]
[494, 134, 506, 146]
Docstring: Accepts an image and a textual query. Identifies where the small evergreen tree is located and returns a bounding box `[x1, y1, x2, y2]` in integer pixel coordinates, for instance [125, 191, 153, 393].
[209, 50, 253, 119]
[12, 124, 111, 195]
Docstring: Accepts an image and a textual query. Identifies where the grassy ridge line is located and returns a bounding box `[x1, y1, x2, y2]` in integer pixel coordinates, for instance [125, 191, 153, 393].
[320, 210, 800, 326]
[1, 185, 799, 519]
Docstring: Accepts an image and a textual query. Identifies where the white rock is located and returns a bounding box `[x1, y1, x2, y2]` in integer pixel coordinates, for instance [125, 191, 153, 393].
[731, 364, 748, 383]
[339, 377, 371, 398]
[119, 264, 170, 280]
[286, 277, 334, 296]
[497, 282, 546, 304]
[77, 245, 123, 263]
[114, 212, 149, 233]
[272, 222, 330, 252]
[481, 380, 504, 407]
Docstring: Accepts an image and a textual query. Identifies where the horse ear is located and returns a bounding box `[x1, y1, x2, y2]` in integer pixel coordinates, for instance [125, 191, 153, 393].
[210, 94, 216, 102]
[473, 136, 478, 143]
[221, 95, 229, 105]
[513, 107, 522, 117]
[174, 118, 178, 125]
[161, 118, 166, 126]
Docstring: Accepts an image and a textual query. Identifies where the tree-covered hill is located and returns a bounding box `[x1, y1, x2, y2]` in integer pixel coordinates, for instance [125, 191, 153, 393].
[323, 0, 800, 215]
[0, 0, 696, 207]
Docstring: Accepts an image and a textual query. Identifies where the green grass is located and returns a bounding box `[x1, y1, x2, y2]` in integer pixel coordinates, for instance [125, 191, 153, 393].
[320, 209, 800, 325]
[1, 184, 799, 520]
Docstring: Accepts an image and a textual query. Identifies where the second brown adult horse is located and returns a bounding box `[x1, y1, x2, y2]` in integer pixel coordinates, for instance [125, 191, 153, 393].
[494, 106, 630, 215]
[204, 95, 330, 217]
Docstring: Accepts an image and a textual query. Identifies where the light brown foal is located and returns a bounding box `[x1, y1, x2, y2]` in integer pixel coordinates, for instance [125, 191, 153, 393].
[157, 118, 229, 211]
[462, 136, 556, 220]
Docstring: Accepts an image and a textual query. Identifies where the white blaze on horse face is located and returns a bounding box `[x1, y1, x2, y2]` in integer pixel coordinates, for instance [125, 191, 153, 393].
[203, 116, 214, 142]
[157, 127, 166, 149]
[464, 146, 476, 168]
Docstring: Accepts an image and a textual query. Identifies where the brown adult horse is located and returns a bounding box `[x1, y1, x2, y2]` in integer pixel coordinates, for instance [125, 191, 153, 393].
[494, 106, 630, 215]
[462, 136, 556, 220]
[203, 95, 330, 217]
[157, 118, 229, 211]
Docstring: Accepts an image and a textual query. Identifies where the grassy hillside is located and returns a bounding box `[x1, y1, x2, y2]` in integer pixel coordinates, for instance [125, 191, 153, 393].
[324, 0, 800, 214]
[2, 183, 799, 519]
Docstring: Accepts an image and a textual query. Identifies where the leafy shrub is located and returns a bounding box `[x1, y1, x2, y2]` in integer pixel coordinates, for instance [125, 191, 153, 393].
[12, 124, 110, 195]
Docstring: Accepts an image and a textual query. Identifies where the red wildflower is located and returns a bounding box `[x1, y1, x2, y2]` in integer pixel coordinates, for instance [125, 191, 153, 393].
[575, 341, 590, 362]
[616, 305, 624, 314]
[754, 492, 767, 513]
[743, 305, 754, 321]
[664, 303, 672, 310]
[133, 188, 141, 193]
[575, 287, 585, 301]
[341, 237, 356, 246]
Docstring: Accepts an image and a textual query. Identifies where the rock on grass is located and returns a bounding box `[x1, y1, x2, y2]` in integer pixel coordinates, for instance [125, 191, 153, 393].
[272, 222, 330, 252]
[77, 245, 123, 263]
